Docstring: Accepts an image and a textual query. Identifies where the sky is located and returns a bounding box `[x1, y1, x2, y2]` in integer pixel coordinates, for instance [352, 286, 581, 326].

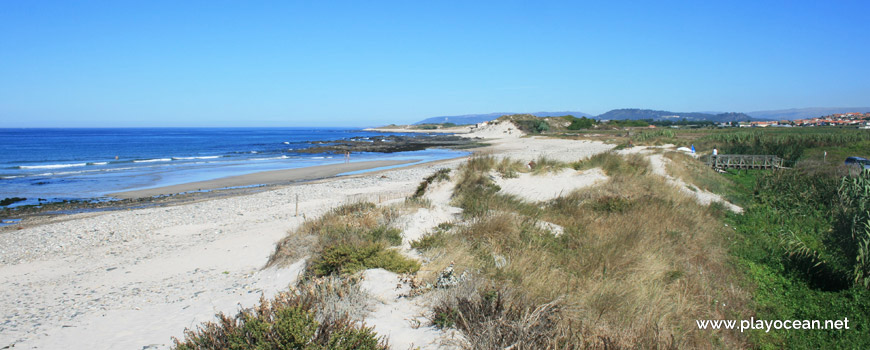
[1, 0, 869, 127]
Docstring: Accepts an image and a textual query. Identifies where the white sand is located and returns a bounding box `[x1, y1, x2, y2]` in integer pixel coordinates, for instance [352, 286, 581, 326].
[0, 122, 618, 350]
[647, 153, 743, 213]
[492, 168, 609, 202]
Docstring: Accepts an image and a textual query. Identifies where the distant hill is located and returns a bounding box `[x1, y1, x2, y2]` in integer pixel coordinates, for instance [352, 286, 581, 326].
[747, 107, 870, 120]
[414, 111, 591, 125]
[413, 107, 864, 126]
[596, 109, 755, 122]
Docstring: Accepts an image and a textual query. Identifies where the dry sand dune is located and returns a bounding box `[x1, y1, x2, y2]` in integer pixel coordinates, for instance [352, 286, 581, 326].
[1, 126, 723, 349]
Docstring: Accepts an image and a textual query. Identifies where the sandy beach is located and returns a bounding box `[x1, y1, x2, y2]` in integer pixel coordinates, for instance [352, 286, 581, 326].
[109, 159, 419, 199]
[0, 124, 620, 349]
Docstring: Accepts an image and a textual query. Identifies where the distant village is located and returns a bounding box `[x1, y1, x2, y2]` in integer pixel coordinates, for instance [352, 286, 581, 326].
[722, 112, 870, 128]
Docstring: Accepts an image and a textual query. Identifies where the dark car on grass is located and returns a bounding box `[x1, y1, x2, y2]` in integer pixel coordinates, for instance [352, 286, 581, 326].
[845, 156, 870, 169]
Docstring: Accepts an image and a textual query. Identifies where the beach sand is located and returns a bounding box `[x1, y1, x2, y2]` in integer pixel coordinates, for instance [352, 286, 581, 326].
[109, 159, 420, 199]
[0, 126, 625, 349]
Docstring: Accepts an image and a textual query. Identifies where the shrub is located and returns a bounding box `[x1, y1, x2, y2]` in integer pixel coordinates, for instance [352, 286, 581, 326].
[513, 119, 551, 134]
[309, 243, 420, 277]
[410, 227, 450, 251]
[566, 116, 596, 130]
[172, 285, 387, 350]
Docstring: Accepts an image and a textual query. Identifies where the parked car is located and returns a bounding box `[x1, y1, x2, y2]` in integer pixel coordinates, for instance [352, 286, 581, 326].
[845, 156, 870, 169]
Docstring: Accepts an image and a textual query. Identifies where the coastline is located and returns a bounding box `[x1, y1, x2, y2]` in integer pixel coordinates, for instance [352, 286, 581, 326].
[362, 126, 473, 134]
[0, 126, 619, 349]
[108, 159, 419, 199]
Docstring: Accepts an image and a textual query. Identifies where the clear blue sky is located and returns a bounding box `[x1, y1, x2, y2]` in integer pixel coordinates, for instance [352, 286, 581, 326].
[1, 0, 868, 127]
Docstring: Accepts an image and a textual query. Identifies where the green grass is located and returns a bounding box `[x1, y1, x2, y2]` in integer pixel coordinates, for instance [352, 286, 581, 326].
[724, 169, 870, 349]
[412, 168, 450, 198]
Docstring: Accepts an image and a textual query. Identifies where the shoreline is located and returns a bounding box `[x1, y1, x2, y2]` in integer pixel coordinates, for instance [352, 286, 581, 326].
[362, 126, 473, 134]
[108, 159, 419, 199]
[0, 125, 620, 349]
[1, 157, 469, 231]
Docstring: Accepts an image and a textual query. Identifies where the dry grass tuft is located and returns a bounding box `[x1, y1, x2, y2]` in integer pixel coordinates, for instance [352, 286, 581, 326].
[573, 152, 649, 177]
[422, 153, 751, 348]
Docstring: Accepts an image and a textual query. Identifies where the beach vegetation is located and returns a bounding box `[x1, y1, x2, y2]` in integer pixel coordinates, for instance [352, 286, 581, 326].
[268, 201, 413, 275]
[421, 153, 751, 348]
[412, 168, 450, 198]
[172, 277, 386, 350]
[563, 115, 597, 130]
[725, 167, 870, 348]
[529, 156, 568, 174]
[310, 242, 419, 277]
[662, 151, 742, 203]
[572, 152, 649, 177]
[409, 224, 451, 252]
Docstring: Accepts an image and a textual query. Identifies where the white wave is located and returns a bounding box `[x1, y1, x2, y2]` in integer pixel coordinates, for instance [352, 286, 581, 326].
[172, 156, 220, 160]
[250, 151, 258, 154]
[89, 162, 109, 165]
[283, 142, 290, 144]
[133, 158, 172, 163]
[18, 163, 87, 170]
[53, 170, 90, 176]
[311, 156, 325, 159]
[1, 175, 22, 179]
[104, 167, 137, 172]
[251, 155, 289, 161]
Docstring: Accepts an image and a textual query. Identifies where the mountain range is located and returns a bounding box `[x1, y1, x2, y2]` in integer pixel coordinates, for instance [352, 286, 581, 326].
[413, 107, 870, 125]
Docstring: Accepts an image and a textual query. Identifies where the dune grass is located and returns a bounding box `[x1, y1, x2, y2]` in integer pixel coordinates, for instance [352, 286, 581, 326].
[268, 201, 420, 278]
[421, 153, 750, 348]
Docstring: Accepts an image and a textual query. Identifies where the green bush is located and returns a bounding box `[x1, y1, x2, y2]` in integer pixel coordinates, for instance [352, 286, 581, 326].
[512, 119, 550, 133]
[566, 116, 596, 130]
[172, 290, 387, 350]
[310, 243, 420, 277]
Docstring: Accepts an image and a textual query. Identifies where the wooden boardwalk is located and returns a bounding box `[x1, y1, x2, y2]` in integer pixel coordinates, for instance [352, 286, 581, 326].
[706, 154, 785, 170]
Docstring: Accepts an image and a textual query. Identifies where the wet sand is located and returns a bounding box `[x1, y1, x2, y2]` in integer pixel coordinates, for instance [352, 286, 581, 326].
[109, 159, 419, 199]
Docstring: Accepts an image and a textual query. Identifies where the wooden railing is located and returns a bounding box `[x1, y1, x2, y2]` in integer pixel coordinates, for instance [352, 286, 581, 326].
[705, 154, 785, 170]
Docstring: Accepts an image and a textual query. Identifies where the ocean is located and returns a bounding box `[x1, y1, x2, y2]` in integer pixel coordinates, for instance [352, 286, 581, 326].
[0, 128, 466, 206]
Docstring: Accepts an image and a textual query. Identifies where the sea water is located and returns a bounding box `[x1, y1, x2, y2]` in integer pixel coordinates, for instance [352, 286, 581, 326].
[0, 128, 467, 206]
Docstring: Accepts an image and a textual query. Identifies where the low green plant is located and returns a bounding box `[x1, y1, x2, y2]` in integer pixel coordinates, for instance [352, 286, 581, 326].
[172, 285, 387, 350]
[412, 168, 450, 198]
[410, 229, 449, 252]
[310, 243, 419, 277]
